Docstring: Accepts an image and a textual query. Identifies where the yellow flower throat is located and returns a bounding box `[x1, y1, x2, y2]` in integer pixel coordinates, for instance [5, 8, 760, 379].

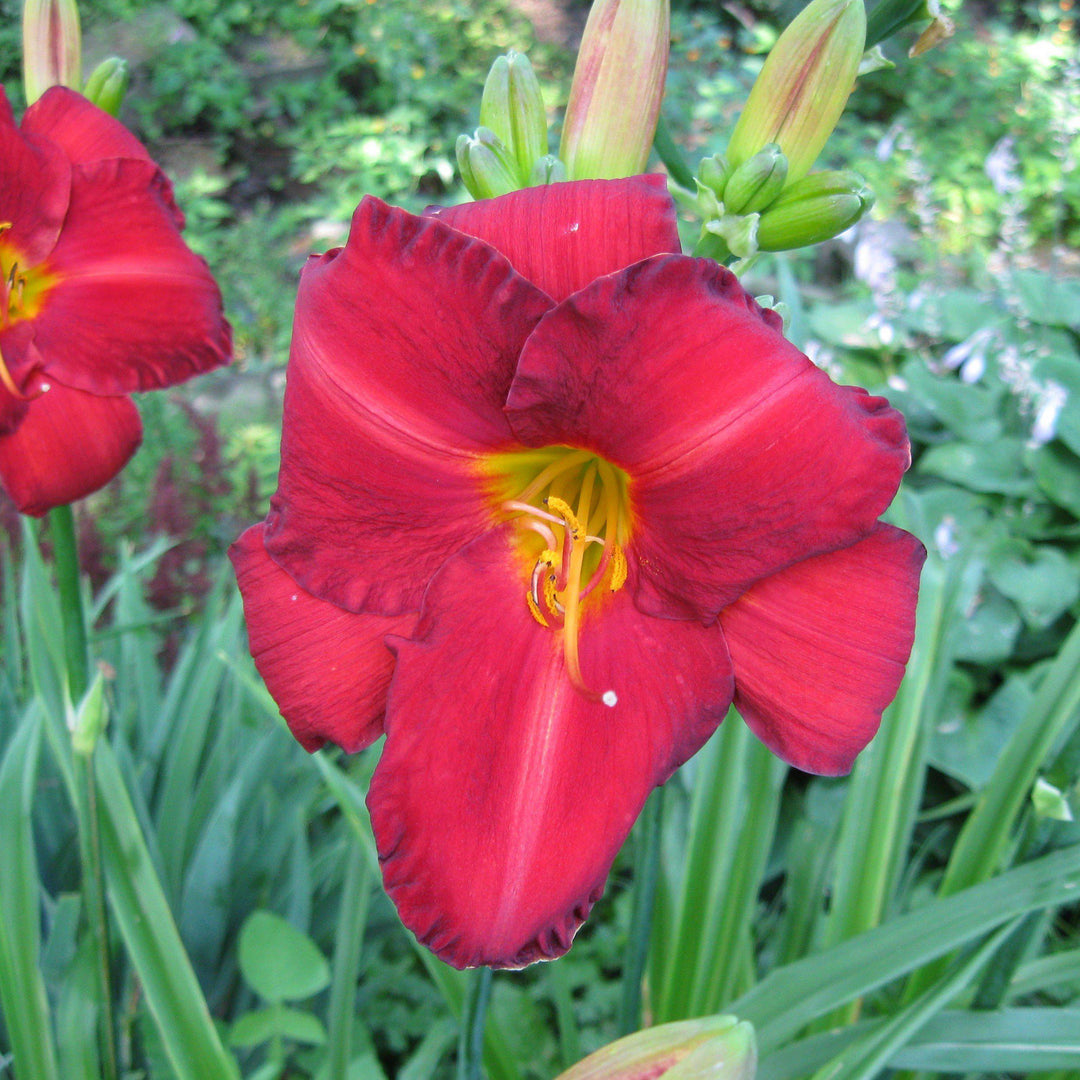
[0, 223, 56, 400]
[486, 446, 633, 707]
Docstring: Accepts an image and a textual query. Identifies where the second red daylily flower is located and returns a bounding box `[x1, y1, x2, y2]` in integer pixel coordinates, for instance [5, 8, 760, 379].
[0, 86, 231, 515]
[231, 175, 924, 970]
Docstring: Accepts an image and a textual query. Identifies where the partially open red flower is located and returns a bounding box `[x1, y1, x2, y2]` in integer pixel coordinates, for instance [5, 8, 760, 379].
[231, 175, 924, 969]
[0, 86, 231, 515]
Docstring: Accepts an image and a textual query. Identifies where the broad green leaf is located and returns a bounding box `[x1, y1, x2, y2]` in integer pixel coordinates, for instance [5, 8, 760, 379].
[229, 1004, 327, 1048]
[1013, 269, 1080, 329]
[898, 356, 1003, 443]
[949, 585, 1022, 664]
[929, 675, 1034, 789]
[987, 541, 1080, 629]
[917, 437, 1035, 496]
[238, 910, 330, 1003]
[1029, 441, 1080, 517]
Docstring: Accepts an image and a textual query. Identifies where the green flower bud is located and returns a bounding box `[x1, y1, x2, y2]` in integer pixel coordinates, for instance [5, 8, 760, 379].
[479, 51, 549, 185]
[561, 0, 670, 180]
[726, 0, 865, 185]
[529, 153, 567, 186]
[696, 153, 731, 197]
[755, 169, 874, 250]
[456, 128, 520, 200]
[1032, 777, 1074, 823]
[722, 143, 789, 215]
[83, 56, 128, 117]
[22, 0, 82, 103]
[69, 671, 108, 757]
[555, 1016, 756, 1080]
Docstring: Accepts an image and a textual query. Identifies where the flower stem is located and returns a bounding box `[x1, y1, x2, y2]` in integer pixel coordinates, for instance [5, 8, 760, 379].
[618, 786, 665, 1036]
[457, 966, 493, 1080]
[48, 504, 88, 699]
[47, 504, 118, 1080]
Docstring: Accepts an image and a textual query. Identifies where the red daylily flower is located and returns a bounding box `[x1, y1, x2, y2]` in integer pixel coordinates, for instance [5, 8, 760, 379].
[0, 86, 231, 515]
[231, 175, 924, 970]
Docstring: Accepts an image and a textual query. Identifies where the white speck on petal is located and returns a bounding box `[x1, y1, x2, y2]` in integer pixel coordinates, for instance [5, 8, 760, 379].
[602, 690, 617, 707]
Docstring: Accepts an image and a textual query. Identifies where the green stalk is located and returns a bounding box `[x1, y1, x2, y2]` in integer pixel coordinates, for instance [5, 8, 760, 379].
[48, 505, 88, 698]
[618, 787, 664, 1036]
[652, 116, 694, 189]
[458, 967, 494, 1080]
[48, 505, 118, 1080]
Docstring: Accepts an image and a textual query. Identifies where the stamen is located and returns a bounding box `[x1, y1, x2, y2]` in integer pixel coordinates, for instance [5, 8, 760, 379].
[524, 518, 557, 549]
[0, 347, 28, 401]
[516, 448, 593, 505]
[499, 448, 628, 708]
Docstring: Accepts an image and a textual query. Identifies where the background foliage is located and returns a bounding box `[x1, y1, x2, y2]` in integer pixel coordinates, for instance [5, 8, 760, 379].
[2, 0, 1080, 1077]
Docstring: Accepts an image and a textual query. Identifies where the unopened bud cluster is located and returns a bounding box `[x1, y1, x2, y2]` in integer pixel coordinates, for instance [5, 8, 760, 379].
[683, 0, 873, 262]
[690, 150, 874, 261]
[457, 50, 565, 200]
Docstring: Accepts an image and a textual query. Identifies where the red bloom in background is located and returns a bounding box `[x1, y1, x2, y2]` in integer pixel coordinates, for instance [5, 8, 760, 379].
[0, 86, 231, 515]
[231, 176, 924, 969]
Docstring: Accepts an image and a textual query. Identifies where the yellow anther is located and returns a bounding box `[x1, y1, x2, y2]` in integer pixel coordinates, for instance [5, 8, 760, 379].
[526, 592, 549, 628]
[543, 570, 561, 613]
[610, 545, 628, 591]
[545, 496, 586, 540]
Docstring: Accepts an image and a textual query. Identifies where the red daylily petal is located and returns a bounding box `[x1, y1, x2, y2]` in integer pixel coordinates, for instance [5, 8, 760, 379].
[506, 255, 911, 620]
[31, 157, 230, 395]
[0, 88, 70, 264]
[721, 524, 926, 776]
[24, 86, 153, 164]
[368, 527, 734, 969]
[427, 175, 681, 301]
[21, 86, 183, 226]
[0, 381, 29, 435]
[264, 197, 552, 616]
[0, 381, 141, 516]
[230, 524, 414, 753]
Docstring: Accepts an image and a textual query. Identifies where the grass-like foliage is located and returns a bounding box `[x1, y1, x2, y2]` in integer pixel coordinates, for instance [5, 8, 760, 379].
[1, 0, 1080, 1077]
